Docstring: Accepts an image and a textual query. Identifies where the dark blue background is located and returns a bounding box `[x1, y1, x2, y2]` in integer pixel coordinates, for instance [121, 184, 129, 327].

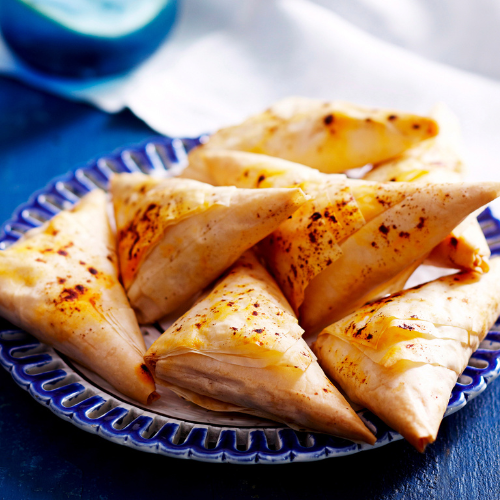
[0, 76, 499, 499]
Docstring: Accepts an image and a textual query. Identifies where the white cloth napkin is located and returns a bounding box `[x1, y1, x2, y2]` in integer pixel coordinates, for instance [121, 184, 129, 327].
[1, 0, 500, 201]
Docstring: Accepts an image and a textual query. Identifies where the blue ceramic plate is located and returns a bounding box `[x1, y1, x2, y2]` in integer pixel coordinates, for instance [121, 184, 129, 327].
[1, 136, 500, 464]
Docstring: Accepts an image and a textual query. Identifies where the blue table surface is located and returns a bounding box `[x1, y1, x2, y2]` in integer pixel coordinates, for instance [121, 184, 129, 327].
[0, 76, 499, 500]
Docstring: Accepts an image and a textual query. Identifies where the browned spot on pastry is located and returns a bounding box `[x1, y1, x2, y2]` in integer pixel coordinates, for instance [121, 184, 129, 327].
[324, 210, 337, 223]
[57, 285, 87, 302]
[137, 363, 156, 389]
[400, 324, 415, 331]
[353, 326, 365, 337]
[141, 203, 158, 222]
[323, 114, 334, 125]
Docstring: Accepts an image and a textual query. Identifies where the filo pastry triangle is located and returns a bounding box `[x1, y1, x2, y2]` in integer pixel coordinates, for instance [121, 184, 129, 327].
[301, 180, 500, 334]
[0, 190, 158, 405]
[186, 96, 439, 175]
[110, 173, 308, 324]
[364, 103, 489, 273]
[313, 257, 500, 452]
[144, 251, 376, 444]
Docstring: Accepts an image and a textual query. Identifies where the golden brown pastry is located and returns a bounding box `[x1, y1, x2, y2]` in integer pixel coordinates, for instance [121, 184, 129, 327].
[186, 96, 438, 174]
[145, 251, 376, 444]
[182, 149, 422, 311]
[180, 149, 500, 330]
[300, 181, 500, 333]
[364, 104, 489, 273]
[314, 257, 500, 451]
[0, 190, 158, 405]
[110, 173, 308, 323]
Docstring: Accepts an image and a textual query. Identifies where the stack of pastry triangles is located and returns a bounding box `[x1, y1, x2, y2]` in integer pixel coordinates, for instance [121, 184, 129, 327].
[2, 97, 499, 452]
[184, 148, 499, 333]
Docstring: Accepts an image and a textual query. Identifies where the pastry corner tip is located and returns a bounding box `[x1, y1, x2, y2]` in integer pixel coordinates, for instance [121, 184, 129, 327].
[408, 434, 435, 453]
[147, 391, 161, 405]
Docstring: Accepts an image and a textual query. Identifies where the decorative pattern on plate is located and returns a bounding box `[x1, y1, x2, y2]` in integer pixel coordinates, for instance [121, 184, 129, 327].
[0, 136, 499, 464]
